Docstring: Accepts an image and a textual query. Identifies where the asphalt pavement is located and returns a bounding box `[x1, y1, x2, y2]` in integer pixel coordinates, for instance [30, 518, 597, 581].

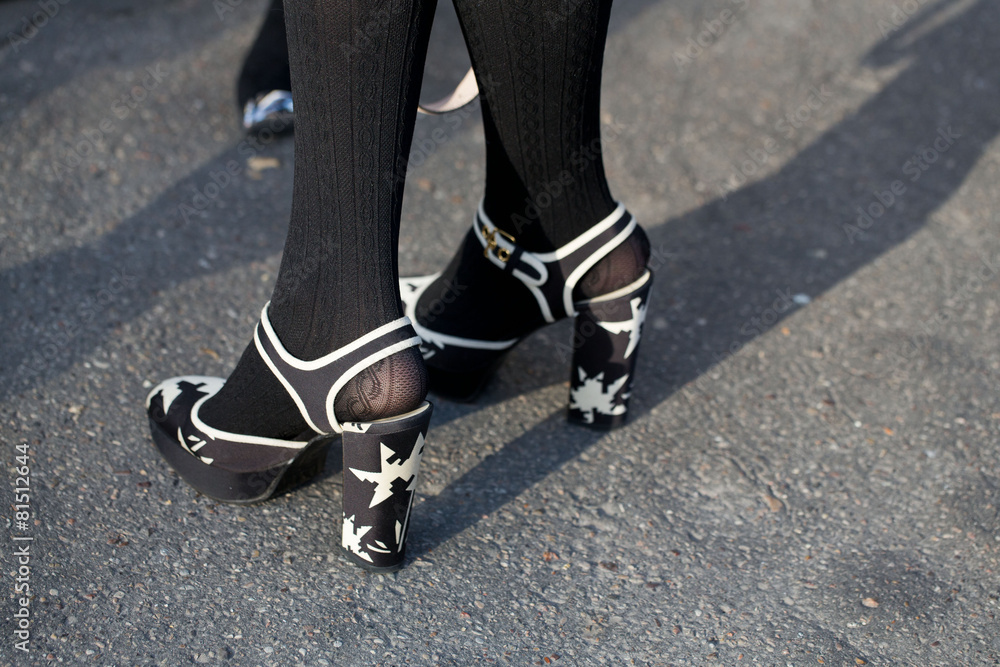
[2, 0, 999, 664]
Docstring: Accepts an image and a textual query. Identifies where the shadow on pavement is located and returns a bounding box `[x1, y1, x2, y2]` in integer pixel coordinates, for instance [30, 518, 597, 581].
[408, 0, 999, 558]
[0, 0, 994, 564]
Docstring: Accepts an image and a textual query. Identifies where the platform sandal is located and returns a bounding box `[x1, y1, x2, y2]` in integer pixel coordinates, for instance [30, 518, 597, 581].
[400, 202, 652, 430]
[146, 304, 433, 572]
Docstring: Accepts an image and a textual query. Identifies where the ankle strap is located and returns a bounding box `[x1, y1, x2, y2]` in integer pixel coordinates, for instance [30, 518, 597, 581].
[253, 304, 422, 434]
[473, 202, 637, 322]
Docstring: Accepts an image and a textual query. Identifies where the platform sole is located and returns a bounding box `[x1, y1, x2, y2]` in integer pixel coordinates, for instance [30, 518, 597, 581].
[149, 416, 333, 505]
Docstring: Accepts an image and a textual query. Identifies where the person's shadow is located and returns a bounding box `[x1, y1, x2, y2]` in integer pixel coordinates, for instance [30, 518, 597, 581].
[406, 0, 1000, 558]
[0, 0, 994, 565]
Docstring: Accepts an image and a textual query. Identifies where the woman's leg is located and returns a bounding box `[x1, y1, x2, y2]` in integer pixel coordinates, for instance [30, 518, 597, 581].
[416, 0, 650, 340]
[458, 0, 618, 247]
[201, 0, 438, 439]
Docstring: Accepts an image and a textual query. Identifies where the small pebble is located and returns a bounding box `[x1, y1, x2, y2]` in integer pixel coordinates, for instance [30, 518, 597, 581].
[247, 157, 280, 171]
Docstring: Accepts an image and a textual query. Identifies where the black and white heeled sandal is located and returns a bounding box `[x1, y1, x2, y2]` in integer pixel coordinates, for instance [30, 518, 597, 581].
[146, 304, 433, 572]
[401, 202, 652, 429]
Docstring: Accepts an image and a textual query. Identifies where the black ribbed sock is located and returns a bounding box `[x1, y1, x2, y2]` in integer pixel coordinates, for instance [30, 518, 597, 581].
[458, 0, 617, 248]
[202, 0, 437, 439]
[415, 0, 649, 341]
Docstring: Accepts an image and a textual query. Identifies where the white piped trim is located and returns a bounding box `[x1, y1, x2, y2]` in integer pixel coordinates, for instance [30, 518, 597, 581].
[400, 274, 520, 351]
[323, 337, 422, 434]
[474, 201, 548, 287]
[574, 270, 652, 306]
[342, 401, 431, 434]
[258, 304, 411, 371]
[473, 202, 636, 322]
[254, 326, 324, 434]
[473, 201, 628, 263]
[254, 304, 422, 434]
[532, 202, 628, 262]
[560, 215, 638, 318]
[528, 288, 556, 324]
[186, 382, 310, 450]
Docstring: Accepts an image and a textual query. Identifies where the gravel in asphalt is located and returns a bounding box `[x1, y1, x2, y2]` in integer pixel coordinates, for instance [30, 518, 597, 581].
[1, 0, 999, 664]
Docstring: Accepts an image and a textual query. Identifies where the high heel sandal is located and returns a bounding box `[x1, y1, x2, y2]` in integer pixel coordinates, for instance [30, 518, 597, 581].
[146, 305, 433, 572]
[401, 202, 652, 429]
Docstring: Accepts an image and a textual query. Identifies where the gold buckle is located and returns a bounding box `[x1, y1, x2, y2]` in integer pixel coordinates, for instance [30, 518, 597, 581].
[481, 224, 516, 263]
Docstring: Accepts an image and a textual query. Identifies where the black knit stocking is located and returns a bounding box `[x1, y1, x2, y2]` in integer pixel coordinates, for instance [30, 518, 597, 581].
[202, 0, 437, 439]
[414, 0, 649, 342]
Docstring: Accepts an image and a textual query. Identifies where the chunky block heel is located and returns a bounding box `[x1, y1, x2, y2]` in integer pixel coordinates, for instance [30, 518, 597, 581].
[341, 401, 433, 572]
[568, 271, 652, 429]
